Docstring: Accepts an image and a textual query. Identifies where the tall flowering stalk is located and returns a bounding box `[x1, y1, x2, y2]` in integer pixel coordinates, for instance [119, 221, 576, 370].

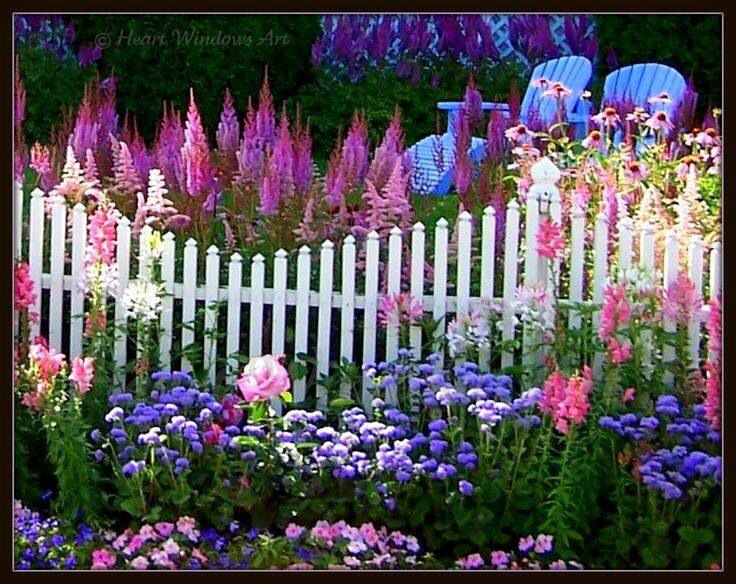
[30, 142, 58, 191]
[292, 106, 313, 194]
[14, 59, 27, 182]
[367, 108, 405, 191]
[181, 89, 213, 199]
[14, 261, 39, 360]
[704, 294, 721, 430]
[69, 87, 99, 161]
[111, 137, 144, 197]
[216, 88, 240, 167]
[156, 103, 185, 192]
[235, 97, 265, 187]
[15, 340, 101, 520]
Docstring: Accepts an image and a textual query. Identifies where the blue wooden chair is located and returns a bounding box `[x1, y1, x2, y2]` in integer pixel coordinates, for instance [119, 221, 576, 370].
[410, 56, 593, 195]
[570, 63, 690, 145]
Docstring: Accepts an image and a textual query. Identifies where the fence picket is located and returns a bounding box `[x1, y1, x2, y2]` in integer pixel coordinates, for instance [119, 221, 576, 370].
[522, 192, 540, 371]
[386, 227, 403, 371]
[687, 237, 704, 369]
[639, 222, 655, 378]
[456, 211, 472, 318]
[114, 218, 131, 377]
[316, 241, 335, 409]
[592, 212, 609, 375]
[294, 246, 311, 404]
[568, 207, 585, 329]
[48, 197, 67, 350]
[410, 224, 425, 360]
[28, 189, 45, 339]
[204, 246, 221, 387]
[69, 204, 87, 360]
[249, 254, 265, 359]
[271, 249, 288, 359]
[662, 230, 679, 383]
[159, 232, 176, 371]
[617, 217, 634, 276]
[340, 237, 356, 398]
[548, 191, 562, 291]
[15, 181, 23, 260]
[181, 239, 198, 374]
[501, 200, 520, 369]
[432, 219, 449, 364]
[479, 207, 496, 371]
[362, 232, 380, 408]
[225, 253, 243, 384]
[709, 242, 721, 299]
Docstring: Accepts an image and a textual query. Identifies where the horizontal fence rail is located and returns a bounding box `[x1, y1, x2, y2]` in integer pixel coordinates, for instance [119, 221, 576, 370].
[15, 169, 722, 407]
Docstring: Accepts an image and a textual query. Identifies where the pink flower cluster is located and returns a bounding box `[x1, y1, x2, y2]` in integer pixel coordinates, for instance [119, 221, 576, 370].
[69, 356, 95, 394]
[14, 262, 38, 322]
[20, 339, 66, 411]
[598, 283, 632, 364]
[378, 293, 424, 328]
[539, 367, 593, 434]
[536, 219, 564, 261]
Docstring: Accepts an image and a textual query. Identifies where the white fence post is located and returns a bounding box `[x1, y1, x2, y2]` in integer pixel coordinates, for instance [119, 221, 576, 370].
[479, 206, 496, 371]
[204, 245, 221, 387]
[592, 212, 609, 376]
[48, 196, 67, 350]
[159, 232, 176, 372]
[316, 240, 335, 409]
[249, 253, 265, 358]
[386, 227, 403, 371]
[28, 189, 45, 340]
[687, 236, 704, 369]
[114, 217, 131, 382]
[340, 237, 357, 398]
[432, 219, 449, 363]
[456, 211, 472, 319]
[294, 245, 311, 404]
[362, 232, 380, 408]
[180, 239, 198, 374]
[226, 252, 244, 384]
[409, 223, 425, 360]
[501, 200, 520, 369]
[15, 181, 23, 260]
[662, 230, 679, 384]
[69, 203, 87, 360]
[568, 206, 585, 330]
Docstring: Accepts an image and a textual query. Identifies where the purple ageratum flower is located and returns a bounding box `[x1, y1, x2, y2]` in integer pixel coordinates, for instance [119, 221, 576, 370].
[122, 460, 146, 478]
[655, 395, 681, 416]
[458, 480, 474, 496]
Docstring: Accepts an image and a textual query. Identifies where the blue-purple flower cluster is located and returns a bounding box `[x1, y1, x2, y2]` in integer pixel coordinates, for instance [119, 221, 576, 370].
[639, 447, 721, 500]
[14, 502, 78, 569]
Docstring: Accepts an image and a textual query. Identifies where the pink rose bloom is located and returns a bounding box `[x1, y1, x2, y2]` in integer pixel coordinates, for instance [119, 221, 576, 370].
[236, 355, 290, 402]
[69, 356, 95, 394]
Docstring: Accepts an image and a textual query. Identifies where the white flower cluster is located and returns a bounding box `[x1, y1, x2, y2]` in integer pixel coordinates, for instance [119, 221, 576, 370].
[82, 262, 120, 297]
[511, 285, 556, 336]
[618, 265, 660, 296]
[446, 300, 503, 358]
[122, 280, 164, 322]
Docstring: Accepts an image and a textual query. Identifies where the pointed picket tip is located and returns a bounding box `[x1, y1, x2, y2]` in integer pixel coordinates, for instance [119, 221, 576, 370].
[508, 199, 520, 210]
[483, 206, 496, 216]
[230, 252, 243, 262]
[162, 231, 176, 241]
[595, 212, 608, 224]
[30, 187, 45, 199]
[367, 230, 380, 240]
[711, 241, 722, 251]
[321, 239, 335, 249]
[436, 217, 449, 228]
[664, 229, 678, 242]
[571, 206, 585, 218]
[252, 253, 265, 262]
[206, 244, 220, 255]
[343, 234, 356, 245]
[299, 245, 311, 254]
[413, 221, 425, 231]
[73, 202, 87, 213]
[458, 210, 473, 221]
[274, 248, 289, 258]
[118, 216, 131, 227]
[185, 237, 198, 247]
[618, 216, 634, 228]
[389, 226, 403, 236]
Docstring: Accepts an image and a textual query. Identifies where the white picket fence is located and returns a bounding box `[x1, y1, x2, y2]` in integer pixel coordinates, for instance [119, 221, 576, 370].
[14, 162, 721, 410]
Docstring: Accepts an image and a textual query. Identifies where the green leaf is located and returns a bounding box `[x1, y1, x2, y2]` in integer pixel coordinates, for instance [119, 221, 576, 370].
[280, 391, 293, 404]
[329, 397, 355, 409]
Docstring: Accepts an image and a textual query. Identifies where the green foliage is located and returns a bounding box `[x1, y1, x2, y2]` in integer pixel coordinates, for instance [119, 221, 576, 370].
[71, 15, 321, 142]
[18, 44, 97, 144]
[595, 15, 722, 113]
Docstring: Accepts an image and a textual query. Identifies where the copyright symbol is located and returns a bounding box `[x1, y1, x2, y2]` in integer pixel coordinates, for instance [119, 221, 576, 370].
[95, 33, 111, 49]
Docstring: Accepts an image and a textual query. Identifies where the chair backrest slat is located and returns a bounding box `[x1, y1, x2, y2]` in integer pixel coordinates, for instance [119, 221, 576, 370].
[603, 63, 687, 117]
[521, 56, 593, 125]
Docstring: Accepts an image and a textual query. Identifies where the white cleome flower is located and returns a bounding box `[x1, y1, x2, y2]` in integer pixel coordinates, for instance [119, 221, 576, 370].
[122, 281, 164, 322]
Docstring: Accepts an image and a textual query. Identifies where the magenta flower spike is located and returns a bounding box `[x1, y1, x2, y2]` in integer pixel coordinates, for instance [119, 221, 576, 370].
[258, 154, 281, 216]
[69, 88, 99, 161]
[181, 88, 213, 198]
[343, 111, 370, 185]
[111, 136, 144, 196]
[256, 69, 276, 147]
[292, 107, 313, 194]
[84, 148, 100, 186]
[14, 62, 25, 130]
[216, 88, 240, 157]
[156, 103, 185, 192]
[235, 96, 265, 186]
[272, 107, 295, 199]
[367, 108, 405, 191]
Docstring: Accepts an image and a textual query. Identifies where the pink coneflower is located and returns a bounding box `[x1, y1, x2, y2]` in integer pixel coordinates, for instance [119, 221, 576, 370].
[69, 356, 95, 394]
[377, 292, 424, 327]
[624, 159, 649, 182]
[504, 123, 532, 143]
[591, 106, 621, 128]
[625, 107, 649, 124]
[676, 154, 700, 180]
[645, 110, 674, 133]
[581, 129, 603, 149]
[536, 219, 564, 261]
[542, 82, 572, 100]
[695, 127, 720, 148]
[647, 91, 672, 105]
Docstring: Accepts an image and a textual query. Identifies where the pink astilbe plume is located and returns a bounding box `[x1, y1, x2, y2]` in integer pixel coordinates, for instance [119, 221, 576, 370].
[353, 157, 414, 240]
[111, 136, 144, 196]
[30, 143, 58, 191]
[367, 108, 405, 191]
[343, 111, 370, 186]
[292, 106, 313, 194]
[69, 87, 99, 161]
[704, 293, 721, 430]
[83, 148, 100, 186]
[539, 366, 593, 435]
[256, 68, 276, 146]
[272, 107, 295, 199]
[181, 88, 213, 198]
[127, 119, 152, 184]
[662, 273, 702, 327]
[325, 137, 347, 208]
[95, 76, 119, 175]
[132, 168, 178, 236]
[536, 219, 564, 260]
[453, 110, 473, 202]
[14, 59, 25, 132]
[485, 109, 506, 164]
[235, 97, 265, 186]
[259, 153, 281, 216]
[156, 103, 185, 192]
[216, 88, 240, 159]
[463, 73, 484, 129]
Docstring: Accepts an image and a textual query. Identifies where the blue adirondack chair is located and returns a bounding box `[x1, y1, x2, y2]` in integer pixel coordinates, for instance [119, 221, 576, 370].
[409, 56, 593, 195]
[570, 63, 690, 145]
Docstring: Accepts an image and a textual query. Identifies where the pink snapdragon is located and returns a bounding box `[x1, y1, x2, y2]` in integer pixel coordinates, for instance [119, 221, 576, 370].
[378, 293, 424, 327]
[14, 262, 37, 316]
[539, 367, 592, 434]
[662, 273, 702, 326]
[704, 293, 721, 430]
[599, 283, 632, 363]
[69, 356, 95, 394]
[536, 219, 564, 261]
